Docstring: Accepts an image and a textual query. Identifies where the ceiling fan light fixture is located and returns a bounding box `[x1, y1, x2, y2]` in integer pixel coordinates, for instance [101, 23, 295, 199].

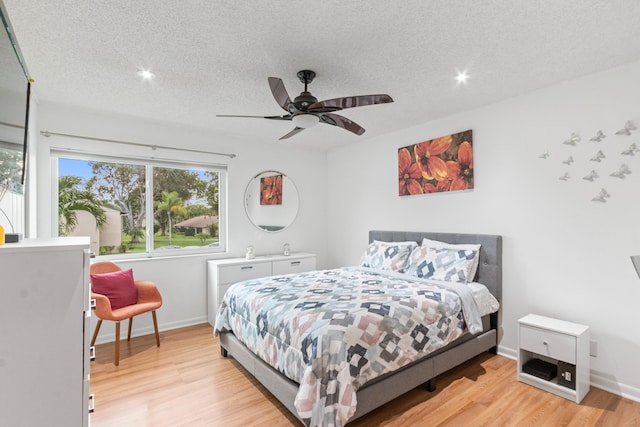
[292, 114, 319, 129]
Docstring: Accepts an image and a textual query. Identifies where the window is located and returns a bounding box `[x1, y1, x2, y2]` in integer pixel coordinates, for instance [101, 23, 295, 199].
[0, 141, 24, 237]
[55, 154, 225, 257]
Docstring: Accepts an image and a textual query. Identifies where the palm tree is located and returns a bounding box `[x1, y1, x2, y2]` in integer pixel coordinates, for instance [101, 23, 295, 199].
[58, 176, 108, 235]
[155, 191, 188, 247]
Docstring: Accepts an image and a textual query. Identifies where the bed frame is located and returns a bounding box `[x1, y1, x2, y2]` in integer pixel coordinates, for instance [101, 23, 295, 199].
[219, 230, 502, 424]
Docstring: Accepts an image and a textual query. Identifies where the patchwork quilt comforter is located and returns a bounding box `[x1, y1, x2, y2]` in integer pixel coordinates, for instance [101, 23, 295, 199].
[214, 267, 483, 427]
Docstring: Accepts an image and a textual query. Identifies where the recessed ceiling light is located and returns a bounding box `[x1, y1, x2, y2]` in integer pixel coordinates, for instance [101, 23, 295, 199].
[137, 69, 155, 81]
[455, 70, 469, 85]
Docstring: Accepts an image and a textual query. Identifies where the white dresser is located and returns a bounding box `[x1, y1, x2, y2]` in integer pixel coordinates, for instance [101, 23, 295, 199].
[0, 237, 92, 427]
[207, 252, 316, 325]
[517, 314, 590, 403]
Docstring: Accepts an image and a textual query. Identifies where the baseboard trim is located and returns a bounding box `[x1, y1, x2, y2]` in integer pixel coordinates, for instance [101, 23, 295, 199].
[590, 370, 640, 403]
[93, 316, 208, 345]
[497, 344, 517, 360]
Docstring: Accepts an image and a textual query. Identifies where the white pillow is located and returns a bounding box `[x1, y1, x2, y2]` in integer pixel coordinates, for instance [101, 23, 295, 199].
[404, 246, 477, 283]
[421, 238, 481, 281]
[360, 240, 417, 273]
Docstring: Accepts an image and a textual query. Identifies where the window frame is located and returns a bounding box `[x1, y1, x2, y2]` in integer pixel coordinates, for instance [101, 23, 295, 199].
[0, 139, 25, 236]
[51, 150, 227, 259]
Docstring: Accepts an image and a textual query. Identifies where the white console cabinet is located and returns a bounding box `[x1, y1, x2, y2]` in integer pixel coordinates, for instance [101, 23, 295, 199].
[207, 253, 316, 325]
[0, 237, 92, 427]
[517, 314, 590, 403]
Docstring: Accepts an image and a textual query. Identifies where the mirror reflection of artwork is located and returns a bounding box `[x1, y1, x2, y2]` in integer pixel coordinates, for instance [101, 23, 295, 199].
[260, 174, 283, 205]
[245, 171, 299, 232]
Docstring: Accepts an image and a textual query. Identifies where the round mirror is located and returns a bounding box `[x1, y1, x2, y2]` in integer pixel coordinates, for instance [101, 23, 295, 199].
[244, 170, 299, 232]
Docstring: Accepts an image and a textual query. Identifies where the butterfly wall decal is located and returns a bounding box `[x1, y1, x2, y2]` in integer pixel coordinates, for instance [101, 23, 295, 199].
[558, 172, 570, 181]
[610, 164, 631, 179]
[592, 188, 611, 203]
[621, 143, 638, 156]
[615, 120, 637, 136]
[589, 130, 606, 142]
[562, 156, 574, 165]
[582, 170, 598, 181]
[589, 150, 606, 162]
[562, 132, 581, 146]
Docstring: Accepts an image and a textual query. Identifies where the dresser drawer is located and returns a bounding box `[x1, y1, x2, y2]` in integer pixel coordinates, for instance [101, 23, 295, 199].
[217, 262, 271, 284]
[520, 324, 576, 364]
[272, 257, 316, 275]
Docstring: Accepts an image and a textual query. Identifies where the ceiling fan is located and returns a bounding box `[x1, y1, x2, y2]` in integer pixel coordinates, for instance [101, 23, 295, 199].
[217, 70, 394, 140]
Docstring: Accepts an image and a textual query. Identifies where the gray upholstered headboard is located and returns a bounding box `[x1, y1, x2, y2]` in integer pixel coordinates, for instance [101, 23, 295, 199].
[369, 230, 503, 305]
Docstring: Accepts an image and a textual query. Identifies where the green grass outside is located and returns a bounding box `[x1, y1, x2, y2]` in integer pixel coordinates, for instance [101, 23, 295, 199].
[100, 231, 219, 255]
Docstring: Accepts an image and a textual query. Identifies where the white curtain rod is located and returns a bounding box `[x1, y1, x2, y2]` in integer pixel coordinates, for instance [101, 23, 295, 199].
[40, 130, 237, 159]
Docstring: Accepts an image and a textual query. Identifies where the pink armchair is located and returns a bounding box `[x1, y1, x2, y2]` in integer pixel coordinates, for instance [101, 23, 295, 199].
[90, 261, 163, 366]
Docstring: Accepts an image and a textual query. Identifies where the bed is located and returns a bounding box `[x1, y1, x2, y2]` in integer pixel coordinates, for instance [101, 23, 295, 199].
[214, 230, 502, 426]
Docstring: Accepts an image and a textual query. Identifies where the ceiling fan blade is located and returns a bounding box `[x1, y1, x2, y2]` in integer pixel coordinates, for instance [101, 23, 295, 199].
[308, 94, 393, 113]
[268, 77, 292, 112]
[216, 114, 291, 121]
[279, 127, 305, 140]
[320, 113, 365, 136]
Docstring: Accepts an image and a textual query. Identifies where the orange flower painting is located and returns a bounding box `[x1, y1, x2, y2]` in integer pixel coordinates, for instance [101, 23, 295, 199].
[398, 130, 473, 196]
[260, 174, 283, 205]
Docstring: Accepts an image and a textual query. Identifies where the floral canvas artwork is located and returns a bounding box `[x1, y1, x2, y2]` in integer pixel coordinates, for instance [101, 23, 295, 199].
[260, 174, 283, 205]
[398, 129, 473, 196]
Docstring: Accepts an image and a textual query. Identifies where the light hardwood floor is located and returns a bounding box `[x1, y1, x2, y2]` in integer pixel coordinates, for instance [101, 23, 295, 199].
[90, 323, 640, 427]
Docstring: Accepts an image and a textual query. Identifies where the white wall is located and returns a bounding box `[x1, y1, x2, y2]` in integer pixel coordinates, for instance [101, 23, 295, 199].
[33, 103, 328, 342]
[327, 60, 640, 401]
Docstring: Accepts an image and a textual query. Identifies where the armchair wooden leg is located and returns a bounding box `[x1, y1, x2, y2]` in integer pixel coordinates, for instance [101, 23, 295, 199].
[127, 317, 133, 341]
[91, 319, 103, 346]
[152, 310, 160, 347]
[115, 321, 120, 366]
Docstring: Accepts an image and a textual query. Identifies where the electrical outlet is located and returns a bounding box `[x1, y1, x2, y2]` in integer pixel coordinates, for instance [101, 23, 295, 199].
[590, 340, 598, 357]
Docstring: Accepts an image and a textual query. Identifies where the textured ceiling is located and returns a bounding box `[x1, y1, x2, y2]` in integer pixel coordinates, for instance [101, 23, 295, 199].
[3, 0, 640, 150]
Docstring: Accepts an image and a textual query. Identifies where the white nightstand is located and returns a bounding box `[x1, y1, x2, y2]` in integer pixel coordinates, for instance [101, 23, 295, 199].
[517, 314, 590, 403]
